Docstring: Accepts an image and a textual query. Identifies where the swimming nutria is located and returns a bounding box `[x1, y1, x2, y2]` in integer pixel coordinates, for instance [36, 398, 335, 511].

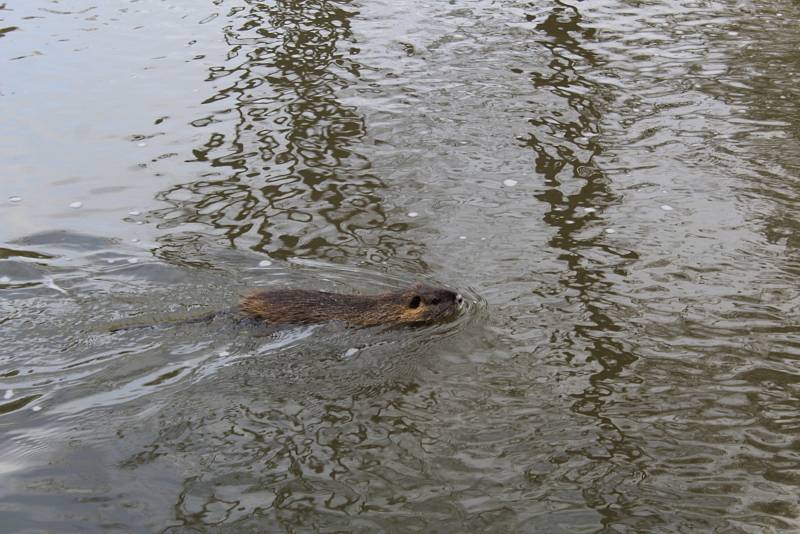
[240, 284, 463, 327]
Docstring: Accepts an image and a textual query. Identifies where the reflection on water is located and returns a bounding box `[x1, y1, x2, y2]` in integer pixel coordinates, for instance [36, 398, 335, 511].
[2, 0, 800, 531]
[152, 0, 414, 264]
[525, 2, 645, 524]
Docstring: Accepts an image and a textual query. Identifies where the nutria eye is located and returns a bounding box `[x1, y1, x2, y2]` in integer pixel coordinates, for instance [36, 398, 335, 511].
[431, 298, 441, 305]
[409, 295, 421, 309]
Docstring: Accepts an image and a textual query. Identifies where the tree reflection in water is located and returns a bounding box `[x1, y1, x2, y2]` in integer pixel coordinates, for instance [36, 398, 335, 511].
[152, 0, 415, 264]
[524, 0, 646, 525]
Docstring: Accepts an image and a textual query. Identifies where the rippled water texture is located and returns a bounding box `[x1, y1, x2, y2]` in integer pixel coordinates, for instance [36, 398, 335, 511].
[2, 0, 800, 531]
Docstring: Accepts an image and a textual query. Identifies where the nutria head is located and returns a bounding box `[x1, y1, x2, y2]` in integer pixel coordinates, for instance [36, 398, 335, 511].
[239, 284, 463, 327]
[392, 284, 464, 326]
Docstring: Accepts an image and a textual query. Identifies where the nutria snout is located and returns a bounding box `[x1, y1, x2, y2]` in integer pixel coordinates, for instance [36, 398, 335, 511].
[239, 284, 462, 327]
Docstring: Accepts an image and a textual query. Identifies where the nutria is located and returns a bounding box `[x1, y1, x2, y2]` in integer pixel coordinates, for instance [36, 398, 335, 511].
[240, 284, 463, 327]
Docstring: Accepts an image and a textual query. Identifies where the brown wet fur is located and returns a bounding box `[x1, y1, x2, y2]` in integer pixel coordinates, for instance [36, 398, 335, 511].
[239, 284, 462, 327]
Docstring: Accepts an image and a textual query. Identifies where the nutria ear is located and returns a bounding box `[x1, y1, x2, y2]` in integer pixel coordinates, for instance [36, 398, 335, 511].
[408, 295, 421, 309]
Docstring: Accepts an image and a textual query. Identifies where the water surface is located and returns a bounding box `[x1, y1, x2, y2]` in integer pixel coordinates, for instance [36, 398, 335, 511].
[2, 0, 800, 531]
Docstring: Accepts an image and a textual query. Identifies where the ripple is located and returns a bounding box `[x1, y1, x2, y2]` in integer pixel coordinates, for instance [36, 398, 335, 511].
[3, 0, 800, 531]
[0, 394, 41, 416]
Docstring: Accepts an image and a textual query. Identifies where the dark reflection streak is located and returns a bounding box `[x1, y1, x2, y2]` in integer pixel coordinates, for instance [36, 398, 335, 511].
[151, 0, 416, 265]
[526, 0, 643, 525]
[712, 20, 800, 253]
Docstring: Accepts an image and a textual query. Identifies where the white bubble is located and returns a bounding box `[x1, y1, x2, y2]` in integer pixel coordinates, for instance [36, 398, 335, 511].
[3, 390, 12, 400]
[9, 196, 21, 203]
[480, 237, 486, 241]
[137, 142, 147, 147]
[131, 238, 140, 243]
[583, 207, 596, 213]
[458, 236, 466, 240]
[0, 276, 10, 283]
[69, 201, 82, 209]
[128, 210, 141, 216]
[136, 221, 144, 225]
[32, 405, 41, 412]
[728, 31, 738, 36]
[344, 348, 359, 358]
[407, 211, 419, 217]
[660, 205, 674, 211]
[127, 258, 139, 264]
[218, 350, 230, 357]
[565, 220, 575, 224]
[503, 179, 518, 187]
[605, 228, 616, 234]
[258, 260, 272, 267]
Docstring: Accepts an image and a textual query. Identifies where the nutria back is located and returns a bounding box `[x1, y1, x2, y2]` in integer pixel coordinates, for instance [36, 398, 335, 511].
[239, 284, 463, 327]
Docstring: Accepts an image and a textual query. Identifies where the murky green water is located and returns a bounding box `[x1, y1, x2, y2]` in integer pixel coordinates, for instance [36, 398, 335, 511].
[2, 0, 800, 531]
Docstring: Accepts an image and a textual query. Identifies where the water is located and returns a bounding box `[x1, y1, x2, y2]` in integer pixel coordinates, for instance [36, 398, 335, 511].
[2, 0, 799, 531]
